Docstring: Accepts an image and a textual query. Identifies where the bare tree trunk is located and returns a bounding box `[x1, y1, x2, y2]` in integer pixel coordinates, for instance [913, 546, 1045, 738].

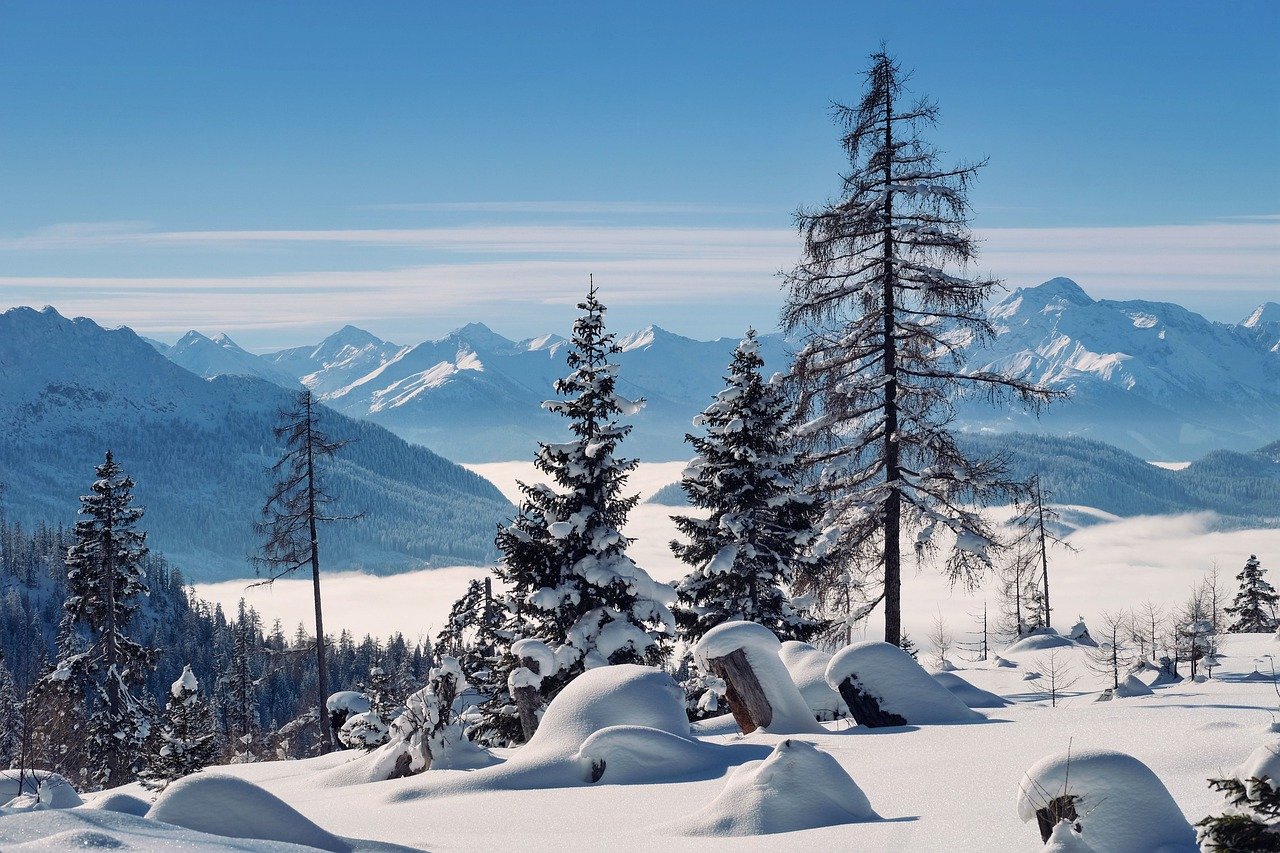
[1036, 479, 1051, 629]
[881, 80, 902, 648]
[705, 648, 774, 734]
[513, 656, 542, 742]
[305, 394, 332, 753]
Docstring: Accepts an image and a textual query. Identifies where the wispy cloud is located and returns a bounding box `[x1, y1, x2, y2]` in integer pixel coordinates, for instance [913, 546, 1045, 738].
[1, 218, 1275, 340]
[354, 200, 772, 215]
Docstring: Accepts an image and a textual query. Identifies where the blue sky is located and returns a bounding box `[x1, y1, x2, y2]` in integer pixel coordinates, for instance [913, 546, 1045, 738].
[1, 2, 1276, 349]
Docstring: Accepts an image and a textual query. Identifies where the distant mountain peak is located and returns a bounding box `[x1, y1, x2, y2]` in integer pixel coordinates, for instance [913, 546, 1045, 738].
[1243, 302, 1280, 328]
[447, 321, 516, 350]
[1028, 277, 1094, 305]
[325, 324, 388, 347]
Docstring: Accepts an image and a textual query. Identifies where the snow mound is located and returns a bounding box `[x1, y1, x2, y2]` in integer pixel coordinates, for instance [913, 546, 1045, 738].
[525, 664, 690, 757]
[1113, 674, 1154, 698]
[694, 622, 824, 734]
[990, 655, 1018, 668]
[1235, 740, 1280, 785]
[932, 671, 1010, 708]
[90, 792, 152, 816]
[0, 770, 83, 809]
[1004, 632, 1076, 654]
[572, 724, 767, 785]
[148, 773, 352, 852]
[1016, 748, 1196, 853]
[326, 691, 371, 715]
[932, 658, 959, 672]
[779, 640, 849, 720]
[825, 641, 983, 725]
[669, 738, 878, 836]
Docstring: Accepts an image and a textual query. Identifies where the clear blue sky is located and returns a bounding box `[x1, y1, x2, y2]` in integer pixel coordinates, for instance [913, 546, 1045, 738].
[1, 2, 1276, 349]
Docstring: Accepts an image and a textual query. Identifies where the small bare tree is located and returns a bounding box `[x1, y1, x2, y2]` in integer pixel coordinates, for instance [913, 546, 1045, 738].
[1085, 610, 1133, 690]
[1032, 650, 1079, 707]
[929, 611, 954, 665]
[1007, 476, 1075, 631]
[254, 389, 358, 753]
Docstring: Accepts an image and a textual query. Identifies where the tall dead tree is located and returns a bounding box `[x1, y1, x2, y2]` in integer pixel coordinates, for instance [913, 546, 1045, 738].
[255, 389, 356, 753]
[1008, 476, 1074, 630]
[783, 49, 1058, 646]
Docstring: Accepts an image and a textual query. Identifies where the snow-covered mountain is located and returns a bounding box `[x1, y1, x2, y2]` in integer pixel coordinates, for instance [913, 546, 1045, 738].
[957, 278, 1280, 459]
[0, 306, 512, 581]
[259, 322, 792, 461]
[166, 329, 301, 389]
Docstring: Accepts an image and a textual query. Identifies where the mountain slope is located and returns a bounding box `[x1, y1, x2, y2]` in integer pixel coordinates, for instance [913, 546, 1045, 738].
[957, 278, 1280, 459]
[0, 307, 513, 581]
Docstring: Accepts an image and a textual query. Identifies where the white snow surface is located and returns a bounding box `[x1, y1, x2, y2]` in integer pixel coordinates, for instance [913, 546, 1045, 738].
[1016, 748, 1197, 853]
[932, 670, 1010, 708]
[778, 640, 849, 720]
[665, 738, 877, 836]
[826, 641, 983, 725]
[1235, 739, 1280, 785]
[694, 621, 824, 734]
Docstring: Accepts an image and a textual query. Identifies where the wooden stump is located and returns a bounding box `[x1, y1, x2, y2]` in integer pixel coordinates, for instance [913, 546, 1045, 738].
[512, 656, 542, 742]
[705, 648, 773, 734]
[1034, 794, 1080, 843]
[834, 676, 907, 728]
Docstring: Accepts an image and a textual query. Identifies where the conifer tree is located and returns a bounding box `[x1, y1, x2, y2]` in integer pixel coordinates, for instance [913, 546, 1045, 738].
[1226, 555, 1278, 633]
[671, 330, 826, 644]
[140, 665, 218, 791]
[781, 50, 1057, 646]
[255, 389, 356, 753]
[221, 599, 261, 761]
[492, 283, 674, 702]
[0, 649, 22, 767]
[33, 451, 157, 789]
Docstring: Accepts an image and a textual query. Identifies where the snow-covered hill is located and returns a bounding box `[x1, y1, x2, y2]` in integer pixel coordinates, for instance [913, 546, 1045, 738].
[0, 306, 513, 581]
[957, 278, 1280, 459]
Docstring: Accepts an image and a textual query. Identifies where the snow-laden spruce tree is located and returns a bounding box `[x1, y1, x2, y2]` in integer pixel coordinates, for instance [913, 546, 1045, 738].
[32, 451, 158, 789]
[0, 650, 22, 767]
[220, 598, 262, 761]
[140, 665, 219, 792]
[781, 50, 1057, 646]
[671, 330, 826, 644]
[493, 283, 675, 701]
[1225, 554, 1278, 633]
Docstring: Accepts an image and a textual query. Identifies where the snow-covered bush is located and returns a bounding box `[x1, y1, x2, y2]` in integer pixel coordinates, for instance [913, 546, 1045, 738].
[1016, 748, 1196, 852]
[1197, 740, 1280, 851]
[824, 640, 981, 726]
[370, 656, 489, 777]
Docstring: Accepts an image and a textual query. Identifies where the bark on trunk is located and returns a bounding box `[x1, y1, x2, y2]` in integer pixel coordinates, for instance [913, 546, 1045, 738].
[705, 648, 773, 734]
[834, 675, 907, 728]
[513, 656, 542, 742]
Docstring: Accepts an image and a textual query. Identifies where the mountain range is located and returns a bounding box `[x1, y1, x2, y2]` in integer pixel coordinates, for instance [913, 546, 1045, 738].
[153, 278, 1278, 462]
[0, 306, 513, 581]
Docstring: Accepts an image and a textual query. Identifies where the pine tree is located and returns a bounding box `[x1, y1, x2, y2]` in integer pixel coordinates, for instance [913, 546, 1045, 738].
[1197, 773, 1280, 851]
[781, 50, 1057, 646]
[671, 330, 826, 644]
[0, 649, 22, 767]
[140, 665, 219, 791]
[1226, 555, 1278, 633]
[221, 599, 261, 761]
[492, 283, 674, 702]
[255, 389, 356, 753]
[32, 451, 157, 789]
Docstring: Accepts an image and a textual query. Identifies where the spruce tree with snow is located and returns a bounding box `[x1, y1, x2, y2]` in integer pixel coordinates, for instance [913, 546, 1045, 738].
[221, 599, 262, 761]
[671, 330, 825, 644]
[781, 50, 1058, 646]
[140, 665, 219, 792]
[1226, 554, 1278, 633]
[32, 451, 157, 789]
[492, 283, 675, 704]
[0, 649, 22, 767]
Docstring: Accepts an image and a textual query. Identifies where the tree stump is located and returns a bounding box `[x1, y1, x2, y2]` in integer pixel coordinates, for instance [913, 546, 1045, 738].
[513, 656, 542, 742]
[1034, 794, 1080, 843]
[705, 648, 773, 734]
[834, 676, 907, 728]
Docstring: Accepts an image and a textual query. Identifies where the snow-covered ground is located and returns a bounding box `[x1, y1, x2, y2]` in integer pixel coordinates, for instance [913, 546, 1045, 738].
[7, 633, 1280, 851]
[196, 462, 1280, 651]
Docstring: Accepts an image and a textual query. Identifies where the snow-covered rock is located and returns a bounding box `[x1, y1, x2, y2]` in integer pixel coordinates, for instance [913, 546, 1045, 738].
[1113, 674, 1155, 698]
[1004, 631, 1076, 654]
[668, 738, 878, 836]
[148, 773, 352, 852]
[1016, 748, 1196, 853]
[89, 792, 152, 816]
[694, 622, 824, 734]
[932, 671, 1010, 708]
[825, 641, 983, 725]
[326, 691, 372, 716]
[1234, 740, 1280, 785]
[778, 640, 849, 721]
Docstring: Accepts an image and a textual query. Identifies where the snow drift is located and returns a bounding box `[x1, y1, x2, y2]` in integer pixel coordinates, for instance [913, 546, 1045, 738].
[779, 640, 849, 720]
[668, 738, 877, 836]
[931, 671, 1010, 708]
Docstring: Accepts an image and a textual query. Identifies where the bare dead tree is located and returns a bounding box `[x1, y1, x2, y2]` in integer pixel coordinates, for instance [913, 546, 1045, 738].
[928, 610, 954, 665]
[1032, 649, 1079, 708]
[1085, 610, 1132, 690]
[253, 389, 358, 753]
[1007, 476, 1076, 630]
[782, 49, 1059, 646]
